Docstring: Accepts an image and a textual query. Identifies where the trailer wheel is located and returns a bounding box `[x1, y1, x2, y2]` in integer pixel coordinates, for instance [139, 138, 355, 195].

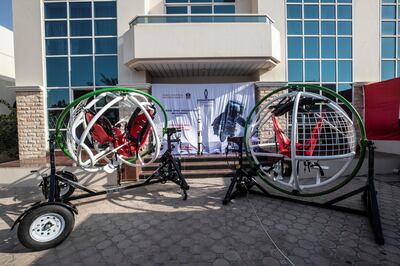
[17, 205, 75, 251]
[41, 171, 77, 200]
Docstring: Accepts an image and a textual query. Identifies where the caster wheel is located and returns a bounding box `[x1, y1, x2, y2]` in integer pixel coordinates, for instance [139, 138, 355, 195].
[17, 205, 75, 251]
[41, 171, 77, 200]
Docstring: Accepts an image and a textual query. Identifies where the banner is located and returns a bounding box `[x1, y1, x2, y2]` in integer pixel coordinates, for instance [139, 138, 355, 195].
[364, 78, 400, 141]
[152, 83, 255, 154]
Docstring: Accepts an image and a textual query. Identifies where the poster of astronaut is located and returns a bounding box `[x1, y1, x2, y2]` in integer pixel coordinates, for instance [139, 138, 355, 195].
[152, 83, 255, 154]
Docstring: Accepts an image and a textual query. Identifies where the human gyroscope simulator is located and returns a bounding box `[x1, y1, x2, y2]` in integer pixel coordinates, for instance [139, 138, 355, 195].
[12, 88, 189, 251]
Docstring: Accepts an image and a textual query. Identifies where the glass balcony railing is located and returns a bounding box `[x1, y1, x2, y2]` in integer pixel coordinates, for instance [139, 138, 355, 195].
[129, 14, 274, 27]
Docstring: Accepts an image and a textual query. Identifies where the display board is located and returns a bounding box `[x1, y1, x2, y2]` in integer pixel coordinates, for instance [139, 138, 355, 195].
[152, 83, 255, 154]
[364, 78, 400, 141]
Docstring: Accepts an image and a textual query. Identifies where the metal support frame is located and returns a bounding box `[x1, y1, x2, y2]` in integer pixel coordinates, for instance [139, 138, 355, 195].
[223, 138, 384, 245]
[45, 128, 189, 203]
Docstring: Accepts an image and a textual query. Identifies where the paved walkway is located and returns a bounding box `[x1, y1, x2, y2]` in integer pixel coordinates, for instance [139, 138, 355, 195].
[0, 176, 399, 266]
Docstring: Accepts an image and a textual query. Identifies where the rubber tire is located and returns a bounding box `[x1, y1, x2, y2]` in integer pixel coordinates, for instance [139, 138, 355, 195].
[17, 205, 75, 251]
[56, 171, 77, 200]
[42, 171, 77, 200]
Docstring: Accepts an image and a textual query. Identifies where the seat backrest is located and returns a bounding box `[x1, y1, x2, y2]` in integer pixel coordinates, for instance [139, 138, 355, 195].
[272, 115, 291, 156]
[303, 113, 324, 156]
[85, 110, 114, 145]
[126, 107, 156, 150]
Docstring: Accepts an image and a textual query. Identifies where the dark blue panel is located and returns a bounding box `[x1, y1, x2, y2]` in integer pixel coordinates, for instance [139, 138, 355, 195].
[46, 39, 68, 55]
[71, 56, 93, 86]
[304, 21, 319, 35]
[398, 37, 400, 57]
[287, 5, 302, 19]
[166, 6, 188, 14]
[214, 5, 235, 14]
[71, 39, 92, 55]
[287, 21, 302, 35]
[338, 84, 352, 102]
[321, 0, 335, 2]
[288, 37, 303, 58]
[305, 37, 319, 58]
[338, 21, 352, 35]
[304, 5, 319, 19]
[192, 6, 212, 14]
[214, 0, 234, 2]
[45, 21, 67, 37]
[95, 38, 117, 54]
[382, 5, 396, 19]
[287, 0, 301, 2]
[381, 37, 395, 58]
[70, 20, 92, 36]
[165, 0, 188, 2]
[382, 21, 395, 35]
[337, 5, 352, 19]
[321, 37, 336, 58]
[95, 2, 117, 17]
[70, 2, 91, 18]
[322, 60, 336, 82]
[95, 20, 117, 35]
[338, 60, 352, 82]
[338, 0, 352, 2]
[46, 57, 69, 87]
[305, 60, 320, 82]
[321, 5, 335, 19]
[321, 21, 336, 35]
[45, 3, 66, 19]
[381, 61, 395, 80]
[338, 37, 352, 58]
[47, 89, 69, 108]
[191, 0, 212, 2]
[288, 60, 303, 82]
[95, 56, 118, 85]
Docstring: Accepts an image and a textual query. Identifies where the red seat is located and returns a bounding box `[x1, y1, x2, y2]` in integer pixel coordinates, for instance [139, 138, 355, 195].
[272, 113, 324, 158]
[84, 108, 155, 157]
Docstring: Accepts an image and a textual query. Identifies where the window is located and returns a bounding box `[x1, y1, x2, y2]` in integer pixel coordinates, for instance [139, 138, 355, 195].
[94, 2, 117, 17]
[381, 0, 400, 80]
[287, 0, 353, 100]
[44, 0, 118, 133]
[70, 2, 91, 18]
[45, 21, 67, 37]
[70, 20, 92, 36]
[47, 89, 69, 108]
[165, 0, 235, 15]
[71, 57, 94, 86]
[95, 20, 117, 35]
[71, 39, 92, 55]
[45, 3, 66, 19]
[46, 39, 68, 55]
[95, 56, 118, 85]
[46, 57, 69, 87]
[95, 38, 117, 54]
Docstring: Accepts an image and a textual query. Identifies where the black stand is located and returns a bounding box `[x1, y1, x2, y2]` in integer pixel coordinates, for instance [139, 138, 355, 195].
[223, 138, 384, 245]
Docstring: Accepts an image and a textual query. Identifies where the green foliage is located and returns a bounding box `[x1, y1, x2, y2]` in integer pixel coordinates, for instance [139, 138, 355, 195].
[0, 99, 18, 162]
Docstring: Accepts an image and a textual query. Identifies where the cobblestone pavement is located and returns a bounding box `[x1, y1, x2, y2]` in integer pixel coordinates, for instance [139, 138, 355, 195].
[0, 176, 399, 266]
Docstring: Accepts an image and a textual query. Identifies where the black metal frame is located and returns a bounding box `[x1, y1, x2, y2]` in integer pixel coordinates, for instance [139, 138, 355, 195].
[223, 137, 384, 245]
[12, 128, 189, 230]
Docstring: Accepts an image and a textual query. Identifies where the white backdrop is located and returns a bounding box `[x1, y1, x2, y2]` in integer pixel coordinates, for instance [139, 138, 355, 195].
[152, 83, 255, 154]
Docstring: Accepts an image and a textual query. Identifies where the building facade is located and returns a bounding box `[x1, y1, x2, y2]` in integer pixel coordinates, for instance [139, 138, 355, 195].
[11, 0, 395, 166]
[0, 25, 15, 115]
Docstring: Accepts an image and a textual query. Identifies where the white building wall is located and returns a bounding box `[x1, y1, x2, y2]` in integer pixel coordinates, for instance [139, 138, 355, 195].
[353, 0, 380, 83]
[0, 26, 15, 114]
[257, 0, 286, 82]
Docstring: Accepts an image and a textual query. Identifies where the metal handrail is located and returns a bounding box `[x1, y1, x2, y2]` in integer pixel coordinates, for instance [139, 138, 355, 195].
[129, 14, 274, 27]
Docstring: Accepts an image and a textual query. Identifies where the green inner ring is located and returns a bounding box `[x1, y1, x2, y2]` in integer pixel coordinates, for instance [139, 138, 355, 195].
[55, 87, 168, 163]
[244, 84, 367, 197]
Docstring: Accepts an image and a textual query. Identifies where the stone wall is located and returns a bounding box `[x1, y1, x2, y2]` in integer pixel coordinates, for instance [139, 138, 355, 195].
[15, 87, 47, 167]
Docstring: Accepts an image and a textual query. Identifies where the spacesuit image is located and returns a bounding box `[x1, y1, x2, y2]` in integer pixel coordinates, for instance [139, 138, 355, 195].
[212, 100, 246, 142]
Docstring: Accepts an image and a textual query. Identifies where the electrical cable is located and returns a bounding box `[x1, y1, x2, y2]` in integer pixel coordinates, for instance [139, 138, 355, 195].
[245, 189, 296, 266]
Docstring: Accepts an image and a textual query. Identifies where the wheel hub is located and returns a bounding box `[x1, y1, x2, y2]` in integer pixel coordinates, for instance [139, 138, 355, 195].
[29, 213, 65, 242]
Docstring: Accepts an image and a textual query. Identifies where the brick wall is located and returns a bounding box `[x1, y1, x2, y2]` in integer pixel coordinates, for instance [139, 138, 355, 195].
[15, 87, 47, 167]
